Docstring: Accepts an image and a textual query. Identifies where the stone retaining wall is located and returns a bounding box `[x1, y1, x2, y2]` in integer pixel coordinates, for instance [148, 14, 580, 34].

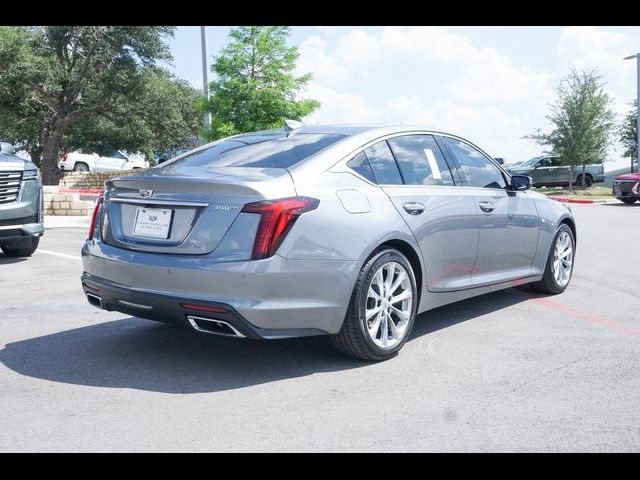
[43, 189, 96, 216]
[58, 169, 145, 190]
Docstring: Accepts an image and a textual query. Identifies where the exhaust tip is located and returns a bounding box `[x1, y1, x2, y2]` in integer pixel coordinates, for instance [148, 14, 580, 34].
[86, 292, 103, 309]
[186, 316, 245, 338]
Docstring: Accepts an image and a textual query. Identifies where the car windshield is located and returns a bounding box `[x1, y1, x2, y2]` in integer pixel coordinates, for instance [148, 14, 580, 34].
[519, 157, 543, 167]
[159, 132, 346, 170]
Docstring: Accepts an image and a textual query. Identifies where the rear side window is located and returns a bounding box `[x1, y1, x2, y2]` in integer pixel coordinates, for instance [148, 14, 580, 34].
[160, 132, 345, 170]
[364, 141, 403, 185]
[442, 137, 507, 189]
[347, 151, 376, 183]
[387, 135, 454, 186]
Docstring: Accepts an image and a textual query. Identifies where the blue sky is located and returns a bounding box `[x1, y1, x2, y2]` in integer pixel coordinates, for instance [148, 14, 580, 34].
[164, 26, 640, 169]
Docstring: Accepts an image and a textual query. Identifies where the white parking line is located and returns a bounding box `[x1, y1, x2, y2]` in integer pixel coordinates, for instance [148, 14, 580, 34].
[37, 249, 81, 261]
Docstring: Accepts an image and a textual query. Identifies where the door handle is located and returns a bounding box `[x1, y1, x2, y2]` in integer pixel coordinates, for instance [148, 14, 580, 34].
[478, 201, 495, 212]
[402, 202, 426, 215]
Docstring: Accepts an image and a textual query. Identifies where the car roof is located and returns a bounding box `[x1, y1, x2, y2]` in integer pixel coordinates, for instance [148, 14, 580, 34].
[234, 123, 453, 138]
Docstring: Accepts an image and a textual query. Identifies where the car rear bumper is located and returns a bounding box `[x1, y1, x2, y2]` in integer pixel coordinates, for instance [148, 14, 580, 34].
[81, 240, 360, 336]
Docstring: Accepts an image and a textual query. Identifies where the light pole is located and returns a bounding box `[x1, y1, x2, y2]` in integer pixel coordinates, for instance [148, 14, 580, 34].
[201, 26, 211, 130]
[624, 53, 640, 173]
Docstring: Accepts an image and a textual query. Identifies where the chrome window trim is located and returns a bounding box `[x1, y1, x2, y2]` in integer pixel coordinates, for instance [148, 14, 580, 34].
[333, 129, 512, 191]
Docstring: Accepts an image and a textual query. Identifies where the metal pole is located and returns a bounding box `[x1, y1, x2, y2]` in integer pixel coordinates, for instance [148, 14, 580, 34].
[636, 54, 639, 173]
[201, 26, 211, 130]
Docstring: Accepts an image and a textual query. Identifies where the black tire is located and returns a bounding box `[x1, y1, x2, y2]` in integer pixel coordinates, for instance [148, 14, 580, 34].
[576, 174, 593, 188]
[74, 162, 89, 173]
[1, 237, 40, 257]
[621, 198, 638, 205]
[331, 247, 418, 361]
[530, 224, 574, 294]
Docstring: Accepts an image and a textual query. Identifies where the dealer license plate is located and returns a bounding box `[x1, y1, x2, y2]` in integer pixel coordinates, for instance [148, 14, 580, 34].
[132, 207, 173, 239]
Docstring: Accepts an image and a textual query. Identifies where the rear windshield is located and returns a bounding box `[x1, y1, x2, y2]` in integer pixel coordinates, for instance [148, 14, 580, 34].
[159, 132, 346, 170]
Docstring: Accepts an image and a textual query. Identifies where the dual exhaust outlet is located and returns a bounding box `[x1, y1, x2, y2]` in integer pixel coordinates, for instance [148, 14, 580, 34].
[85, 293, 244, 338]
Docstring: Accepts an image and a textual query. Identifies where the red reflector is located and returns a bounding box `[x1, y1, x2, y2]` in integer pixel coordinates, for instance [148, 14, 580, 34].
[88, 193, 104, 240]
[242, 196, 319, 259]
[180, 303, 228, 314]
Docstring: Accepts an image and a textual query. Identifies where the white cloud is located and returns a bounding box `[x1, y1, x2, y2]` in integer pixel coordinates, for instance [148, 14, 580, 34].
[296, 26, 638, 168]
[302, 84, 382, 124]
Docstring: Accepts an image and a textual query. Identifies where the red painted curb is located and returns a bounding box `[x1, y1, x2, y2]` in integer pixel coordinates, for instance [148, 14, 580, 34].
[548, 196, 601, 204]
[59, 187, 104, 195]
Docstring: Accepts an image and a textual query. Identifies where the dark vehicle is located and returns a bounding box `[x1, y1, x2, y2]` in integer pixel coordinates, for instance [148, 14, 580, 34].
[0, 142, 44, 256]
[612, 172, 640, 204]
[507, 155, 605, 188]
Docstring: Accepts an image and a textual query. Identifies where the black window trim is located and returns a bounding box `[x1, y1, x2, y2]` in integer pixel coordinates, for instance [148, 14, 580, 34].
[343, 132, 464, 188]
[436, 133, 511, 191]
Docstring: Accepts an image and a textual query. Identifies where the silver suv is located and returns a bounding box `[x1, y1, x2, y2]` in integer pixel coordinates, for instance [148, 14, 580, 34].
[0, 142, 44, 257]
[82, 125, 576, 361]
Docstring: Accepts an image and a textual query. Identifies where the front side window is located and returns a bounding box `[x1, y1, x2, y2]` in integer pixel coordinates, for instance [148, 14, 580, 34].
[442, 137, 507, 189]
[364, 141, 403, 185]
[386, 135, 454, 186]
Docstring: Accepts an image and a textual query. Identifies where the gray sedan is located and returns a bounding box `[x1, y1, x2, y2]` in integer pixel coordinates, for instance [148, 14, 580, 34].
[81, 124, 576, 361]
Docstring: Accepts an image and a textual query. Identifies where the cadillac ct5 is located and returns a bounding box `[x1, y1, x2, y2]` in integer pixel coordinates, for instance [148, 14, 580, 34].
[81, 124, 576, 361]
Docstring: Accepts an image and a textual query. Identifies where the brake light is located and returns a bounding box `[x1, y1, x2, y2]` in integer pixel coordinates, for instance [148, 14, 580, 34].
[88, 194, 104, 239]
[242, 197, 319, 259]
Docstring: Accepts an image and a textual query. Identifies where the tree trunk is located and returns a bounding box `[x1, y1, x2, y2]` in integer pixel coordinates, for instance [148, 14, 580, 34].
[581, 164, 586, 189]
[29, 149, 42, 168]
[568, 165, 574, 193]
[40, 118, 69, 186]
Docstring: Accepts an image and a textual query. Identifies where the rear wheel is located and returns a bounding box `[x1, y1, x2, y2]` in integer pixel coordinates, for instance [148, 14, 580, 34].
[622, 198, 638, 205]
[332, 248, 417, 361]
[530, 224, 574, 294]
[1, 237, 40, 257]
[74, 162, 89, 173]
[576, 173, 593, 188]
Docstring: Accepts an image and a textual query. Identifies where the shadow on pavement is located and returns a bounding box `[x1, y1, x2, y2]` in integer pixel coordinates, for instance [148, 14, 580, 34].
[0, 289, 533, 394]
[601, 202, 639, 207]
[0, 254, 28, 265]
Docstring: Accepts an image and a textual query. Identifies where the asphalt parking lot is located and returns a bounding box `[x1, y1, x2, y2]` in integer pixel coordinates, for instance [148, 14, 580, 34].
[1, 203, 639, 452]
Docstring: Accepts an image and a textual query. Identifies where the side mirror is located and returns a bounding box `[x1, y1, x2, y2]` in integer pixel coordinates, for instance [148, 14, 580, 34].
[510, 174, 532, 191]
[494, 157, 504, 165]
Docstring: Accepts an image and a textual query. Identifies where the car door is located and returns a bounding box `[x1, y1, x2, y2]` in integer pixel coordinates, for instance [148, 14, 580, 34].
[439, 136, 539, 287]
[535, 157, 555, 185]
[98, 150, 128, 172]
[373, 135, 479, 292]
[548, 156, 570, 185]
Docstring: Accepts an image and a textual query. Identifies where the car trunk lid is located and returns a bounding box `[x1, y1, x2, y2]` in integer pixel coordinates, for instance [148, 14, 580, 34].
[101, 167, 296, 255]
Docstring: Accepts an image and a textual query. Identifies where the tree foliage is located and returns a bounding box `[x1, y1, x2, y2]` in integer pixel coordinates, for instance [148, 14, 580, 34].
[0, 26, 201, 183]
[619, 99, 638, 164]
[204, 26, 320, 140]
[527, 69, 615, 191]
[63, 68, 203, 163]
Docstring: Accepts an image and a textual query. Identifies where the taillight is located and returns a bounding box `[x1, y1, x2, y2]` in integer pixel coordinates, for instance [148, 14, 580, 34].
[241, 197, 319, 259]
[88, 194, 104, 239]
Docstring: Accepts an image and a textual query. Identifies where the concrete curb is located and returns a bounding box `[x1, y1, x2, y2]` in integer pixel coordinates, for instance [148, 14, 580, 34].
[548, 196, 609, 204]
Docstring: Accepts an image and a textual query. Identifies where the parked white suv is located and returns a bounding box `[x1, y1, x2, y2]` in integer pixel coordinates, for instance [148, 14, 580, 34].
[58, 150, 149, 173]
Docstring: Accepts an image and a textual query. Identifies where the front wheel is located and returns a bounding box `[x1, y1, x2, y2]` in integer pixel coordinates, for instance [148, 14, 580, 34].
[530, 224, 575, 294]
[332, 248, 418, 361]
[1, 237, 40, 257]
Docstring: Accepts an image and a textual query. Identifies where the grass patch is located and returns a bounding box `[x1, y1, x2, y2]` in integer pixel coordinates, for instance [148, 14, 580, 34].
[534, 186, 613, 200]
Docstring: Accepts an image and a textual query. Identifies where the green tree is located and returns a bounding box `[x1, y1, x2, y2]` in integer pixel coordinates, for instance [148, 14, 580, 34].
[63, 68, 203, 164]
[527, 69, 615, 192]
[0, 26, 175, 184]
[619, 100, 638, 171]
[204, 26, 320, 140]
